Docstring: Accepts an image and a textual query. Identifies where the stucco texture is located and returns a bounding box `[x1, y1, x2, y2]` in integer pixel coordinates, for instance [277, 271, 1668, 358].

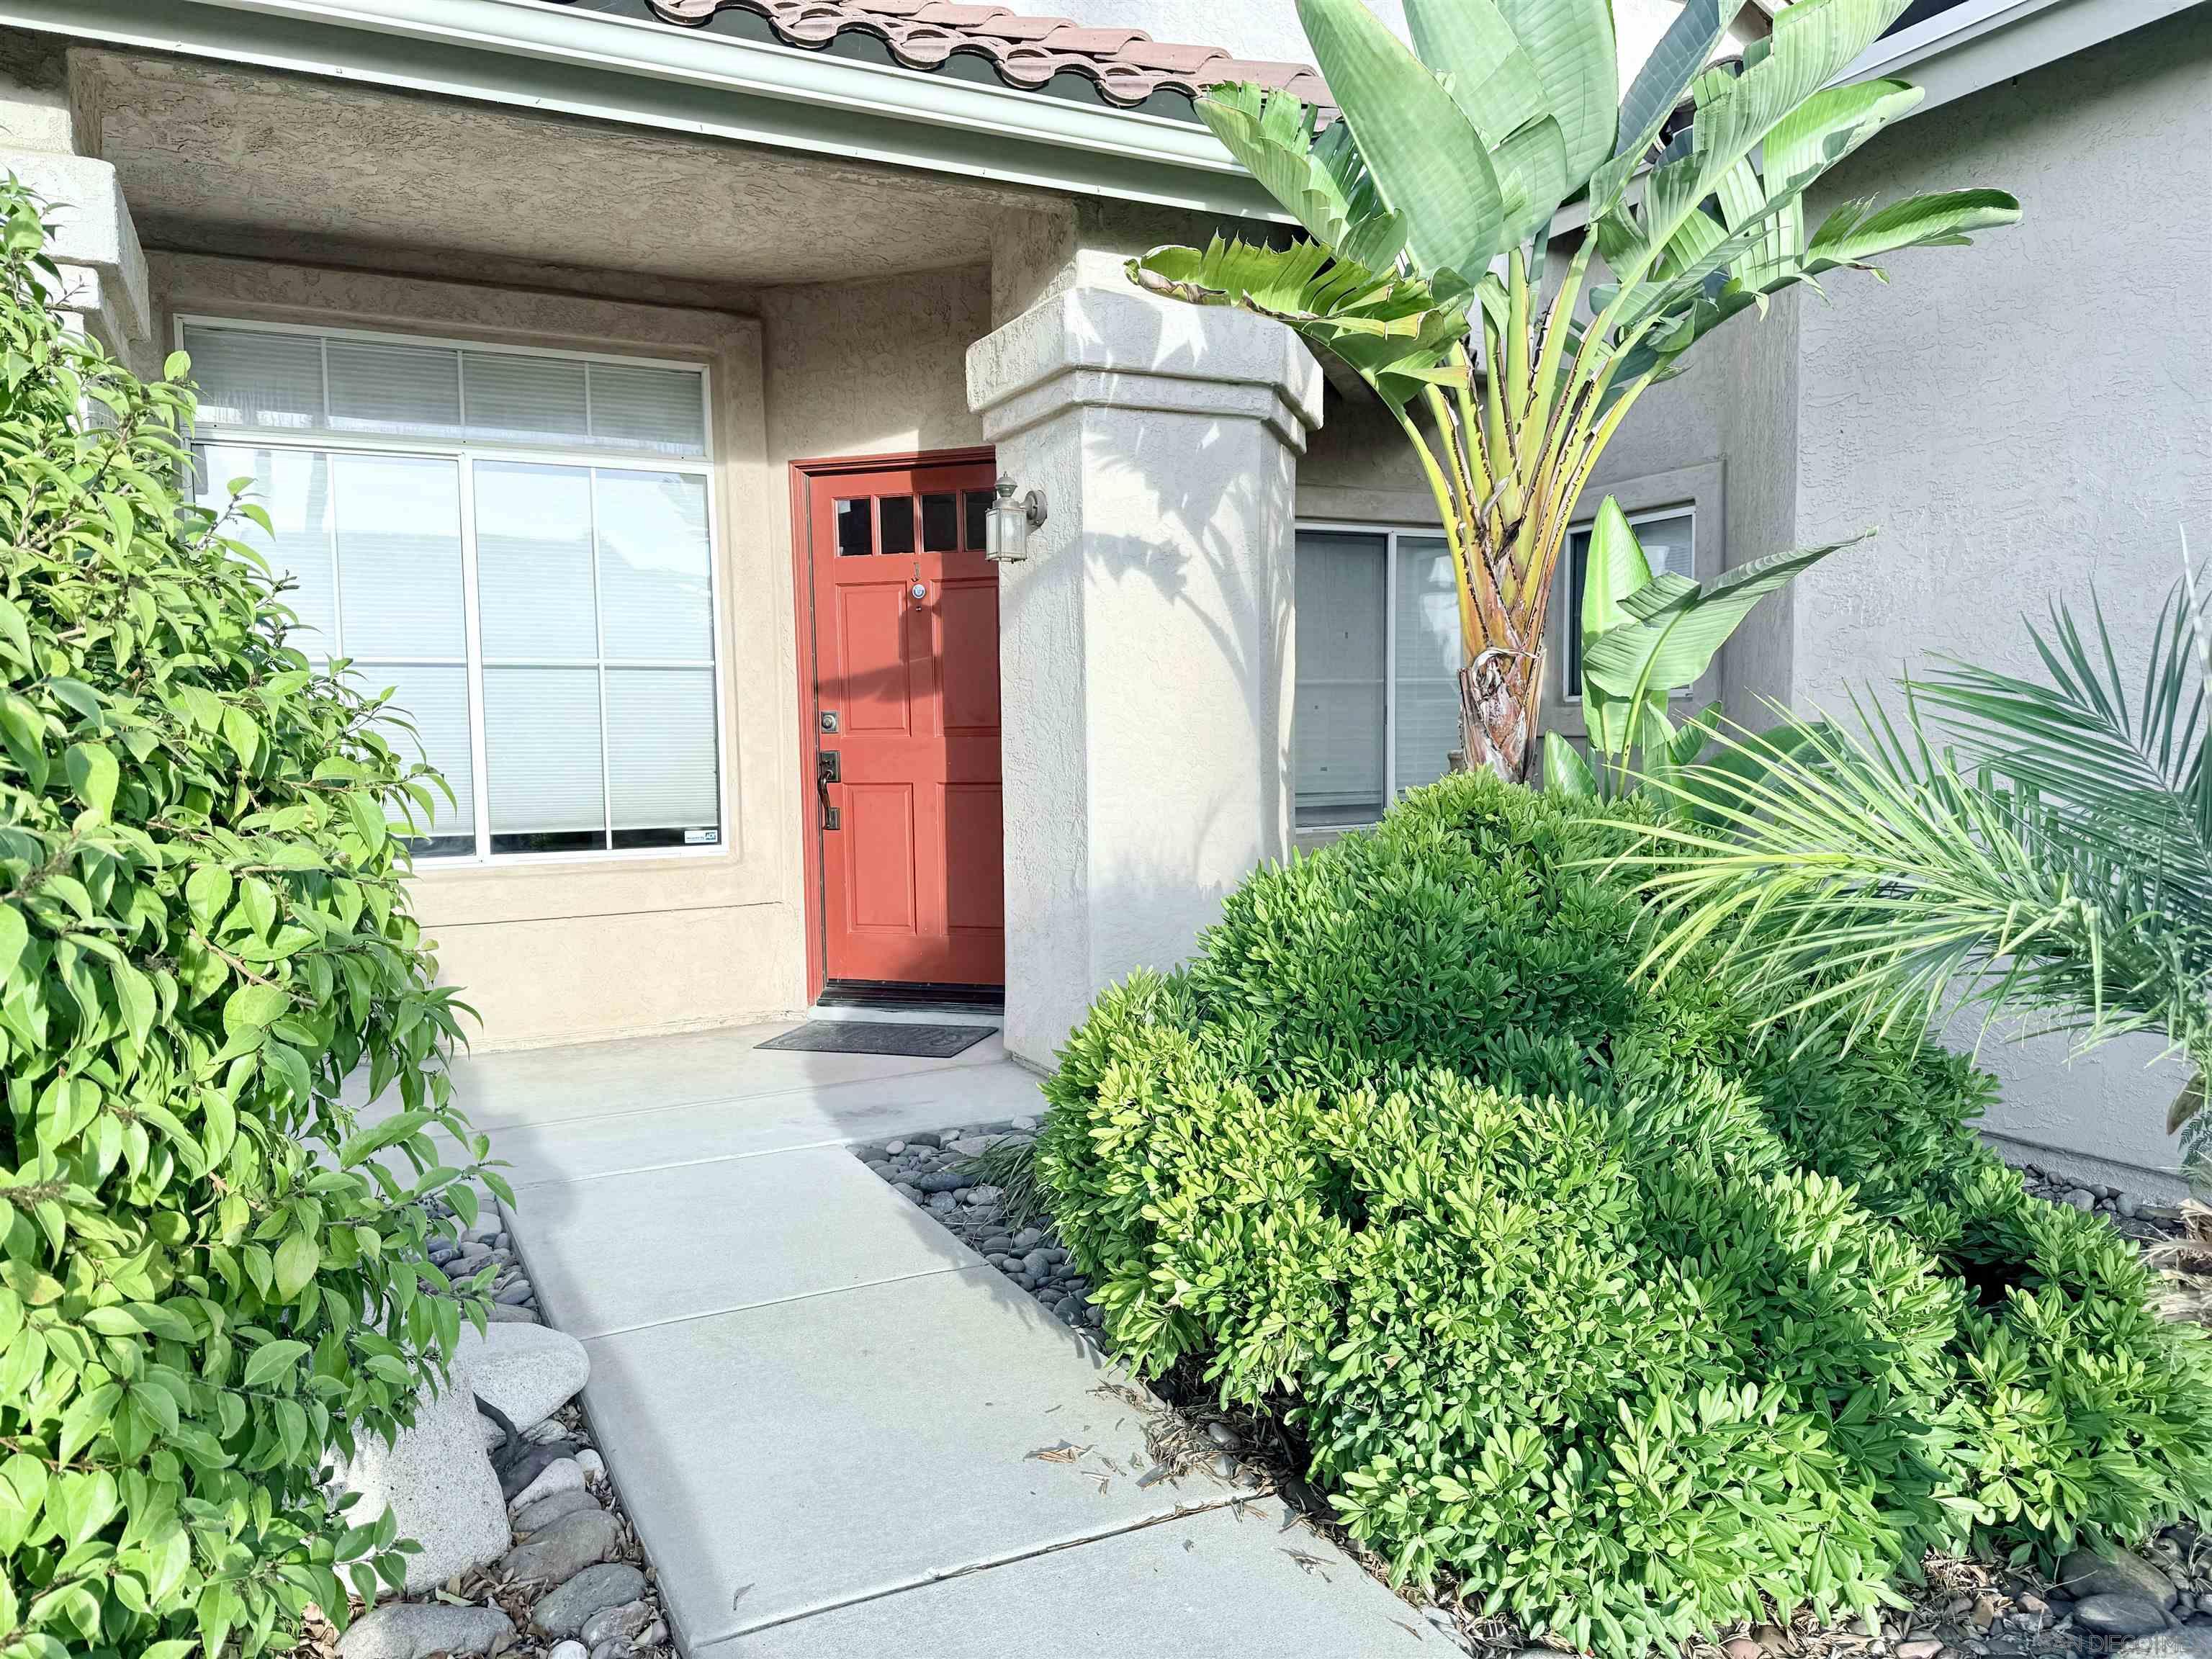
[970, 280, 1319, 1063]
[80, 49, 1035, 300]
[1784, 6, 2212, 1179]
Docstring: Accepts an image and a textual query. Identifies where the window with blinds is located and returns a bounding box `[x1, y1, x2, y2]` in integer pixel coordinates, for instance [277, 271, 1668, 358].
[1292, 512, 1694, 828]
[186, 320, 720, 860]
[1292, 526, 1467, 829]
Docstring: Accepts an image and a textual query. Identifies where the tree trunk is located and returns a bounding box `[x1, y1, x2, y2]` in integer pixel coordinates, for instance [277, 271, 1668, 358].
[1458, 642, 1545, 786]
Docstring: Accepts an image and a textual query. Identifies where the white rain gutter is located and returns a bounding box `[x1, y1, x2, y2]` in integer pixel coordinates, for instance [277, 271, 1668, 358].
[1836, 0, 2199, 105]
[0, 0, 1289, 219]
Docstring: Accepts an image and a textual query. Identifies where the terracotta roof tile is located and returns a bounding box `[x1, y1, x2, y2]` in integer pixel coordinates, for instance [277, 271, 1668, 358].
[625, 0, 1337, 119]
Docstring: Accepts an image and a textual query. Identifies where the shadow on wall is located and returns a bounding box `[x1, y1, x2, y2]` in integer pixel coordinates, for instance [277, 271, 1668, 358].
[989, 282, 1305, 1002]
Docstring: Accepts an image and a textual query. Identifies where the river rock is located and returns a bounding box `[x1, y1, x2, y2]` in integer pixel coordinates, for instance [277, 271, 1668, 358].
[338, 1381, 508, 1592]
[2113, 1632, 2212, 1659]
[337, 1602, 513, 1659]
[455, 1322, 590, 1435]
[2076, 1595, 2174, 1637]
[499, 1440, 580, 1501]
[509, 1456, 587, 1513]
[534, 1564, 648, 1638]
[580, 1599, 655, 1649]
[513, 1487, 600, 1535]
[2064, 1548, 2180, 1609]
[501, 1507, 621, 1585]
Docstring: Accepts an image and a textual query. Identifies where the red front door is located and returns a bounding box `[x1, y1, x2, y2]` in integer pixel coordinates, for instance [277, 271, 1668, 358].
[806, 459, 1004, 988]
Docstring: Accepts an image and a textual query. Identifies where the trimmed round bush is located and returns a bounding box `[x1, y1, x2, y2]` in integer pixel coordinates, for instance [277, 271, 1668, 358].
[1040, 770, 2212, 1655]
[0, 183, 500, 1656]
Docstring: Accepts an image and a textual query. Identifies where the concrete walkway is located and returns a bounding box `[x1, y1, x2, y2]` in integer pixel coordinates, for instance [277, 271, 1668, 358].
[458, 1021, 1444, 1657]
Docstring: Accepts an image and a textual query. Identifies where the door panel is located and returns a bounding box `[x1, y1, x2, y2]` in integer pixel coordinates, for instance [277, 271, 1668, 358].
[809, 461, 1004, 987]
[844, 783, 918, 931]
[945, 784, 1004, 932]
[835, 583, 916, 734]
[938, 578, 1002, 732]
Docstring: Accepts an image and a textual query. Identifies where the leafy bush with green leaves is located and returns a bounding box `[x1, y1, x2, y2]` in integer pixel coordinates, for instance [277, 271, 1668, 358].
[0, 181, 503, 1658]
[1039, 771, 2212, 1656]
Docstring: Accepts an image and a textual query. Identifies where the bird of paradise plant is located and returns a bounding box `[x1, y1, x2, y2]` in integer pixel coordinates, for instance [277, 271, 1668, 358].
[1130, 0, 2019, 781]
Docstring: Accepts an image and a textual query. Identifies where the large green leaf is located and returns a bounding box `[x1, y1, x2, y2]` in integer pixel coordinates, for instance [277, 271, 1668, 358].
[1592, 0, 1733, 207]
[1583, 532, 1873, 699]
[1579, 498, 1655, 647]
[1128, 236, 1472, 410]
[1579, 500, 1662, 756]
[1492, 115, 1573, 246]
[1197, 84, 1406, 270]
[1807, 189, 2022, 268]
[1298, 0, 1508, 281]
[1622, 0, 1915, 283]
[1403, 0, 1548, 143]
[1496, 0, 1619, 181]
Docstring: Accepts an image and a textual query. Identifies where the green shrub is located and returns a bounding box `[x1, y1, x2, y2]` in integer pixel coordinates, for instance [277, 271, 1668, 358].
[0, 181, 501, 1658]
[1040, 771, 2212, 1655]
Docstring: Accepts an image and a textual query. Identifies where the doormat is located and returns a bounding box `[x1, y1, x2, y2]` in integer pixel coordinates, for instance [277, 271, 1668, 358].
[757, 1020, 995, 1058]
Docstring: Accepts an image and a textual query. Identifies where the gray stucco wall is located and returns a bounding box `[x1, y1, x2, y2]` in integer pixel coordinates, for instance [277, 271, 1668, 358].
[1784, 5, 2212, 1186]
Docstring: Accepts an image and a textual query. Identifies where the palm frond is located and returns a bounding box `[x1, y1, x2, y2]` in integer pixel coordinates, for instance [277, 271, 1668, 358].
[1611, 565, 2212, 1092]
[1915, 580, 2212, 903]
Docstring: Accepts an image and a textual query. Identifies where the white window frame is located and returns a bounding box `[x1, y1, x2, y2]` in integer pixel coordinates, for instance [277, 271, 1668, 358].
[1294, 518, 1458, 827]
[1546, 460, 1726, 740]
[177, 313, 729, 870]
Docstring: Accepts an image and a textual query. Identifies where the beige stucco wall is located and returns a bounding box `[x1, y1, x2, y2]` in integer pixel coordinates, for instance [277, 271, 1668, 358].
[149, 252, 809, 1050]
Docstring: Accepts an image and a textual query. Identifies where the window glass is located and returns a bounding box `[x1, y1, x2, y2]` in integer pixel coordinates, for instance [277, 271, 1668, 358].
[184, 325, 323, 430]
[365, 662, 476, 848]
[880, 496, 915, 558]
[835, 499, 872, 557]
[186, 323, 705, 457]
[331, 454, 466, 660]
[1393, 535, 1461, 793]
[606, 669, 719, 844]
[595, 471, 713, 662]
[197, 444, 336, 655]
[483, 667, 605, 850]
[189, 323, 722, 860]
[475, 463, 597, 662]
[587, 362, 706, 457]
[1293, 531, 1388, 827]
[1565, 510, 1694, 696]
[921, 493, 959, 553]
[328, 340, 461, 439]
[464, 351, 590, 447]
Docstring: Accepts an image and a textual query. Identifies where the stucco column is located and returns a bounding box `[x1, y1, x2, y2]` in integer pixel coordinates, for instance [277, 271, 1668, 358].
[1, 40, 151, 368]
[968, 283, 1323, 1066]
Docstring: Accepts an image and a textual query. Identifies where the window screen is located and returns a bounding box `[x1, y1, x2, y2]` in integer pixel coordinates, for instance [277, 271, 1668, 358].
[188, 320, 719, 860]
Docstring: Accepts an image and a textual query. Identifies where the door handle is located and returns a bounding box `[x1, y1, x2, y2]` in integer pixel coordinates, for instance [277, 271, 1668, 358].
[817, 750, 840, 831]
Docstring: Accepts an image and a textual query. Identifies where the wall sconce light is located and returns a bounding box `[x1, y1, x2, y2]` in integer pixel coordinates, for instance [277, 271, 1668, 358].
[985, 474, 1048, 563]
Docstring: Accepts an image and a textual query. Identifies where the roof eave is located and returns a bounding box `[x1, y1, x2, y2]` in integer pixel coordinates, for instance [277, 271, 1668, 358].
[1, 0, 1292, 219]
